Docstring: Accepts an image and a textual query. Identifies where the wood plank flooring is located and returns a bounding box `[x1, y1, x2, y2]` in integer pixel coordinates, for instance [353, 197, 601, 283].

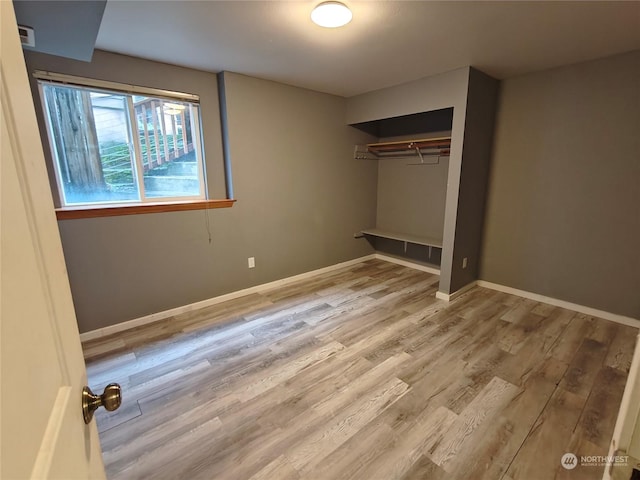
[82, 259, 637, 480]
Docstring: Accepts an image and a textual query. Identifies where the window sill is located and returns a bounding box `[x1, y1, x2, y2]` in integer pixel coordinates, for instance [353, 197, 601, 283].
[55, 199, 236, 220]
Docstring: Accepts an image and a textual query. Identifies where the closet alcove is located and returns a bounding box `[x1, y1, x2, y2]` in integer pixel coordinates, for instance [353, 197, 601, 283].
[352, 108, 453, 270]
[346, 67, 499, 299]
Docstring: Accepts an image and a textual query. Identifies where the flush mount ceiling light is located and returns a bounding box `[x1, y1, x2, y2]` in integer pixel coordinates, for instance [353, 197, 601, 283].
[311, 2, 352, 28]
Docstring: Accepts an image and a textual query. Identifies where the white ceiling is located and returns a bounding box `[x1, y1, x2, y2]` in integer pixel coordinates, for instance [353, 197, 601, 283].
[96, 1, 640, 97]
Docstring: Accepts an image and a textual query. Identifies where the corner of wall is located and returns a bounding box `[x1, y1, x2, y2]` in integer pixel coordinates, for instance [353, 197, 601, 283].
[447, 67, 499, 294]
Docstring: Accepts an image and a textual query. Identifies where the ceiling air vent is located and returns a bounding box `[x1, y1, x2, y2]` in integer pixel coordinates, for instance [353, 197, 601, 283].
[18, 25, 35, 47]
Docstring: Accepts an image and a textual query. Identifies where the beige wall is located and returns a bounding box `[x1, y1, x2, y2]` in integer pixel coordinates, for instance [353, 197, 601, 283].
[24, 51, 377, 333]
[481, 51, 640, 318]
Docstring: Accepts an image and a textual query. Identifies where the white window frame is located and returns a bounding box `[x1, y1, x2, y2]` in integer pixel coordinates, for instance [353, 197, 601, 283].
[34, 71, 207, 208]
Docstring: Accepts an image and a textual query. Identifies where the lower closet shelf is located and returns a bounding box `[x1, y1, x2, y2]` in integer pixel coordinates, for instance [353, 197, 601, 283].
[361, 228, 443, 249]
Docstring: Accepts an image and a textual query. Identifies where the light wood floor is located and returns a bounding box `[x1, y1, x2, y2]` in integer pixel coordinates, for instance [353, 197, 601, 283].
[83, 259, 637, 480]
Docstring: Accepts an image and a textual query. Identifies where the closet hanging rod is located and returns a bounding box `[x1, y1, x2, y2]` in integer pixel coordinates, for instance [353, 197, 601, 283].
[374, 150, 450, 158]
[366, 136, 451, 154]
[353, 136, 451, 161]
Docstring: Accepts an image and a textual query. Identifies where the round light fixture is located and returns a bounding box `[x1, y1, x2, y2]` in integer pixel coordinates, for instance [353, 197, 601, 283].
[311, 2, 352, 28]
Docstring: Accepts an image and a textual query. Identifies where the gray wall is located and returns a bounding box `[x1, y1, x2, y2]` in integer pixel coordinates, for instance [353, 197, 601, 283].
[375, 134, 449, 241]
[14, 0, 106, 61]
[481, 51, 640, 318]
[450, 68, 499, 291]
[24, 52, 377, 332]
[220, 71, 377, 289]
[347, 68, 471, 294]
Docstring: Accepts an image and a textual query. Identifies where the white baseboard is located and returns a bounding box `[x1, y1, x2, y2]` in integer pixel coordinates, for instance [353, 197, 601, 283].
[476, 280, 640, 328]
[80, 254, 376, 342]
[80, 254, 639, 343]
[373, 253, 440, 275]
[435, 280, 478, 302]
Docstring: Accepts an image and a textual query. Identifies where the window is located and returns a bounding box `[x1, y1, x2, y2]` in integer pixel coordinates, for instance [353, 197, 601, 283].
[37, 75, 206, 207]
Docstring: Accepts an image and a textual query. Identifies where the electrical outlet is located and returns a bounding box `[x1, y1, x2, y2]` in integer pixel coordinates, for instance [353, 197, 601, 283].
[248, 257, 255, 269]
[462, 257, 468, 269]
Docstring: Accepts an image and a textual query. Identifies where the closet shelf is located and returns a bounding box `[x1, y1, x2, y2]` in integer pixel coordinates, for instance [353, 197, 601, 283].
[361, 228, 443, 249]
[354, 136, 451, 161]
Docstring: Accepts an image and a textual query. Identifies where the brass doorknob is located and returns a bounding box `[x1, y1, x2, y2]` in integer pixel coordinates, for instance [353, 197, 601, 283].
[82, 383, 122, 424]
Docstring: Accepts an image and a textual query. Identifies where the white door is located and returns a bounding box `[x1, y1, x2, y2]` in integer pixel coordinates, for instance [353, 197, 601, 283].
[1, 2, 108, 478]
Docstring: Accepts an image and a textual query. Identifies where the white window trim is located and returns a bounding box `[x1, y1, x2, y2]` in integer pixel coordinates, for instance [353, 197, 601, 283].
[189, 103, 207, 201]
[33, 70, 199, 103]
